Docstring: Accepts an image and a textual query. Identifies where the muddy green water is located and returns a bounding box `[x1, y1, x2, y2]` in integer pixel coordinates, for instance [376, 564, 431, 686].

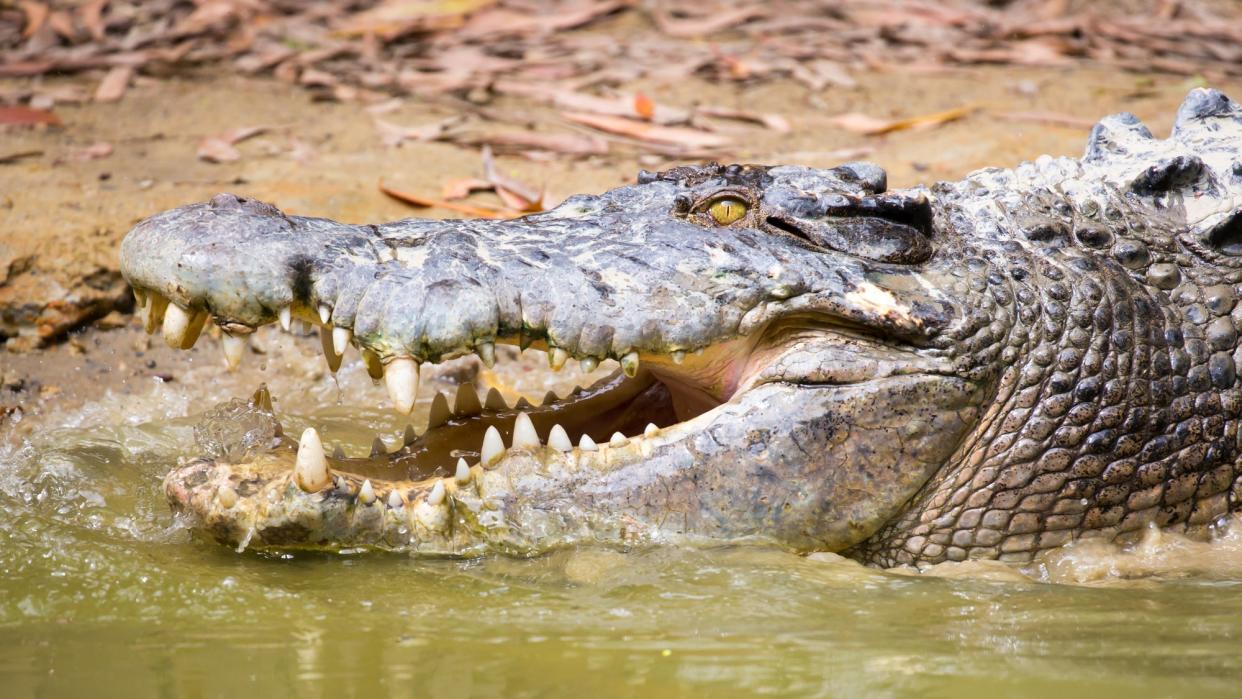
[4, 337, 1242, 698]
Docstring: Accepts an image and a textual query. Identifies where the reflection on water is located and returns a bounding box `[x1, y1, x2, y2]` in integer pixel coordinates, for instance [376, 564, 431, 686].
[3, 333, 1242, 697]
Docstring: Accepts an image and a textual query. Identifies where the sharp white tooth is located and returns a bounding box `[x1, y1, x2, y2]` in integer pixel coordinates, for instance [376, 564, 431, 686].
[578, 434, 598, 451]
[278, 306, 292, 332]
[548, 424, 572, 452]
[216, 484, 238, 508]
[609, 432, 629, 447]
[549, 347, 569, 371]
[404, 424, 418, 446]
[332, 445, 346, 459]
[481, 425, 505, 466]
[542, 390, 558, 406]
[428, 392, 451, 428]
[318, 304, 331, 324]
[371, 436, 387, 457]
[620, 351, 639, 377]
[144, 294, 168, 334]
[358, 479, 376, 504]
[388, 490, 404, 509]
[384, 357, 419, 415]
[644, 423, 658, 437]
[454, 383, 482, 415]
[294, 427, 330, 492]
[162, 304, 191, 348]
[320, 325, 342, 373]
[427, 480, 446, 506]
[332, 326, 352, 355]
[671, 350, 686, 365]
[455, 457, 471, 484]
[512, 412, 540, 449]
[484, 387, 507, 411]
[362, 349, 385, 380]
[580, 357, 599, 373]
[222, 333, 246, 369]
[477, 341, 496, 368]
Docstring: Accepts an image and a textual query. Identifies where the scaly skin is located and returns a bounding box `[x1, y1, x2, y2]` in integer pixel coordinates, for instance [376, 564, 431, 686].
[121, 89, 1242, 566]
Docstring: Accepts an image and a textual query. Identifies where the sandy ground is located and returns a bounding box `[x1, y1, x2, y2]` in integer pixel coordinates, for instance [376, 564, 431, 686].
[3, 62, 1240, 437]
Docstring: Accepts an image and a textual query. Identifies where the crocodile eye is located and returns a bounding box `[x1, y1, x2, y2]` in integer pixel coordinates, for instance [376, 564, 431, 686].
[708, 197, 748, 225]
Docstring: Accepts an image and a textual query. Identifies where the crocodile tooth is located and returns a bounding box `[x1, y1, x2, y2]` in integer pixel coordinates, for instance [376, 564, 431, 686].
[548, 424, 572, 452]
[143, 294, 168, 334]
[361, 349, 384, 380]
[162, 304, 192, 348]
[477, 341, 496, 368]
[620, 351, 639, 377]
[358, 479, 376, 505]
[454, 382, 482, 415]
[216, 484, 238, 508]
[514, 396, 533, 410]
[671, 350, 686, 365]
[578, 434, 598, 451]
[542, 390, 558, 406]
[512, 412, 540, 449]
[332, 445, 346, 459]
[332, 326, 352, 355]
[427, 480, 447, 506]
[132, 287, 148, 306]
[644, 423, 659, 437]
[294, 427, 330, 492]
[481, 425, 505, 466]
[403, 424, 418, 446]
[318, 304, 331, 325]
[455, 457, 471, 484]
[370, 436, 387, 457]
[428, 392, 451, 429]
[609, 432, 629, 447]
[549, 347, 569, 371]
[384, 357, 419, 415]
[278, 306, 292, 332]
[320, 325, 342, 373]
[221, 333, 246, 369]
[484, 387, 507, 411]
[580, 357, 599, 373]
[387, 490, 404, 509]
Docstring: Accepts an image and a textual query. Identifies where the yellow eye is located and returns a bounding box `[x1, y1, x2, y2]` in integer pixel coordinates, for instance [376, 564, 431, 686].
[708, 197, 748, 225]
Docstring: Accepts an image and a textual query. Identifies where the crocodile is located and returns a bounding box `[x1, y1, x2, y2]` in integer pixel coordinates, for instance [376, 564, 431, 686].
[118, 88, 1242, 567]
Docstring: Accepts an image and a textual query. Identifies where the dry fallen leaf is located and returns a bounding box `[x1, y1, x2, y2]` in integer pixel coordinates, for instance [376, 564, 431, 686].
[696, 105, 791, 132]
[481, 146, 542, 212]
[18, 1, 49, 40]
[633, 92, 655, 120]
[0, 105, 61, 126]
[441, 177, 494, 200]
[379, 180, 511, 218]
[196, 125, 268, 163]
[458, 131, 609, 157]
[561, 111, 730, 148]
[826, 105, 976, 136]
[72, 142, 113, 161]
[373, 116, 462, 147]
[94, 66, 133, 102]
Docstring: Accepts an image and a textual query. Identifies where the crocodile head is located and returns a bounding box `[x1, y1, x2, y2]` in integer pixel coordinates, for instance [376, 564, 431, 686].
[121, 89, 1242, 566]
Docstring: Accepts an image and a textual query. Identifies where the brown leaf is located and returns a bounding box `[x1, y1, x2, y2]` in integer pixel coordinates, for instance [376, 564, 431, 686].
[196, 137, 240, 163]
[826, 106, 975, 136]
[696, 106, 790, 132]
[653, 5, 766, 38]
[18, 1, 49, 40]
[93, 66, 132, 103]
[79, 0, 108, 42]
[633, 92, 655, 120]
[481, 146, 542, 211]
[561, 111, 730, 148]
[379, 180, 510, 218]
[441, 178, 493, 200]
[0, 105, 61, 126]
[336, 0, 492, 40]
[221, 126, 268, 145]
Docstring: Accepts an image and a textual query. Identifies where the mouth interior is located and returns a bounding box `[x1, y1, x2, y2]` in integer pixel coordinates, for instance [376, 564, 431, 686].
[318, 340, 750, 483]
